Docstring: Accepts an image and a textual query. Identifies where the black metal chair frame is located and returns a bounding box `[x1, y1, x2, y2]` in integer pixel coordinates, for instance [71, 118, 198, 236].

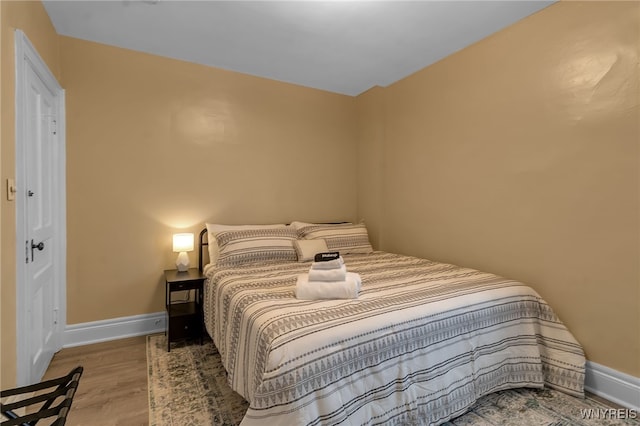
[1, 366, 83, 426]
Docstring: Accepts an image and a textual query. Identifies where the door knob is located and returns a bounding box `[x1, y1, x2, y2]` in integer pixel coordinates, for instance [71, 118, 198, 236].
[30, 239, 44, 262]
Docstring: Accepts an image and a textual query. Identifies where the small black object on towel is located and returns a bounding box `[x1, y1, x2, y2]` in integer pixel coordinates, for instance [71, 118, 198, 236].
[314, 252, 340, 262]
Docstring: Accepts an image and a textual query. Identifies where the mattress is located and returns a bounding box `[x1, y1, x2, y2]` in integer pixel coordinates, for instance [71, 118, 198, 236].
[203, 251, 585, 426]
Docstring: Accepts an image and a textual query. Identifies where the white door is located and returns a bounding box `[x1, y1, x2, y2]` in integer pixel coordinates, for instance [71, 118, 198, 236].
[15, 30, 66, 385]
[25, 64, 58, 381]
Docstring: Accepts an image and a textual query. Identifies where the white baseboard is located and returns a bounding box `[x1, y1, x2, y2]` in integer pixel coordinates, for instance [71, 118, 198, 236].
[585, 360, 640, 411]
[63, 312, 166, 348]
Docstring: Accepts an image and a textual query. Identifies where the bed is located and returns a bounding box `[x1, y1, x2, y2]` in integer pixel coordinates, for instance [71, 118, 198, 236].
[199, 222, 585, 426]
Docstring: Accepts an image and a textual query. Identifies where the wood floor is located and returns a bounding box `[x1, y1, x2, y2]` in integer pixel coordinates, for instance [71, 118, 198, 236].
[42, 335, 149, 426]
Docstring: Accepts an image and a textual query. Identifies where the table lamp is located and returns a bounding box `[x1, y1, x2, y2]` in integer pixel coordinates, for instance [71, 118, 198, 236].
[173, 233, 194, 272]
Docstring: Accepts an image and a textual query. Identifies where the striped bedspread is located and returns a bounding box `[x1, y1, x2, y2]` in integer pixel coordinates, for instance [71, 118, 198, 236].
[203, 252, 585, 426]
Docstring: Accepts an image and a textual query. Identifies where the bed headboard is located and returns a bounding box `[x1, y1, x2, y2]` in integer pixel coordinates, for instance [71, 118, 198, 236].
[198, 228, 208, 272]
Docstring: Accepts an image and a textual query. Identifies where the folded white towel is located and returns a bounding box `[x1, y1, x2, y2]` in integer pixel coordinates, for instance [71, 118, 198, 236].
[295, 272, 362, 300]
[311, 256, 344, 270]
[308, 264, 347, 282]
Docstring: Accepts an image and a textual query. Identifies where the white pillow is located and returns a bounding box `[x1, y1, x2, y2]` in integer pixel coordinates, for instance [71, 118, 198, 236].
[293, 239, 329, 262]
[205, 223, 288, 266]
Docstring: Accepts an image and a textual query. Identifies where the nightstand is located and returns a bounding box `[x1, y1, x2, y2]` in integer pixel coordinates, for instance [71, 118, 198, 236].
[164, 268, 205, 352]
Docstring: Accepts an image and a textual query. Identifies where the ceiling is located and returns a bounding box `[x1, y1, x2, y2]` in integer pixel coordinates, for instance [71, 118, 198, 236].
[42, 1, 553, 96]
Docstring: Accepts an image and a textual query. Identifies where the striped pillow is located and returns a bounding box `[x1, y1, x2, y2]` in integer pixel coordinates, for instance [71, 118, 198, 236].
[206, 223, 288, 265]
[216, 227, 298, 267]
[297, 223, 373, 254]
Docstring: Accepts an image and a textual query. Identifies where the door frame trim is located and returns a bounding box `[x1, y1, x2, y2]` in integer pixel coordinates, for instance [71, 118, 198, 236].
[15, 29, 66, 386]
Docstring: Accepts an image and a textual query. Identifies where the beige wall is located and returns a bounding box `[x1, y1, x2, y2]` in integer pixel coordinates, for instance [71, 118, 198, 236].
[60, 36, 357, 325]
[1, 0, 61, 389]
[356, 86, 387, 249]
[357, 1, 639, 377]
[2, 0, 638, 387]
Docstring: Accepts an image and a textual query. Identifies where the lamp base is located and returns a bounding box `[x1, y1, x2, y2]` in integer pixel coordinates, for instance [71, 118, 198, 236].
[176, 251, 190, 272]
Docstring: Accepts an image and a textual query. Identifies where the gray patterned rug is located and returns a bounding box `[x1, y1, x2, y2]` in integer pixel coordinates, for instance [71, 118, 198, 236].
[147, 334, 638, 426]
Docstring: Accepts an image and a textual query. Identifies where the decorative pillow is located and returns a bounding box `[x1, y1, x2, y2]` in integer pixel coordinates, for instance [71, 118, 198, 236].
[205, 223, 288, 265]
[289, 221, 314, 231]
[297, 223, 373, 254]
[293, 239, 329, 262]
[289, 221, 348, 230]
[215, 227, 298, 267]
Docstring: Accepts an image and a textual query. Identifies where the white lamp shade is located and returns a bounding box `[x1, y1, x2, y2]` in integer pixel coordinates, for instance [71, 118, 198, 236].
[173, 233, 194, 252]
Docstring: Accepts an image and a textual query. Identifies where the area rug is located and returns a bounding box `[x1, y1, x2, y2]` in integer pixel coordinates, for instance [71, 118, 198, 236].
[147, 335, 248, 426]
[147, 334, 638, 426]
